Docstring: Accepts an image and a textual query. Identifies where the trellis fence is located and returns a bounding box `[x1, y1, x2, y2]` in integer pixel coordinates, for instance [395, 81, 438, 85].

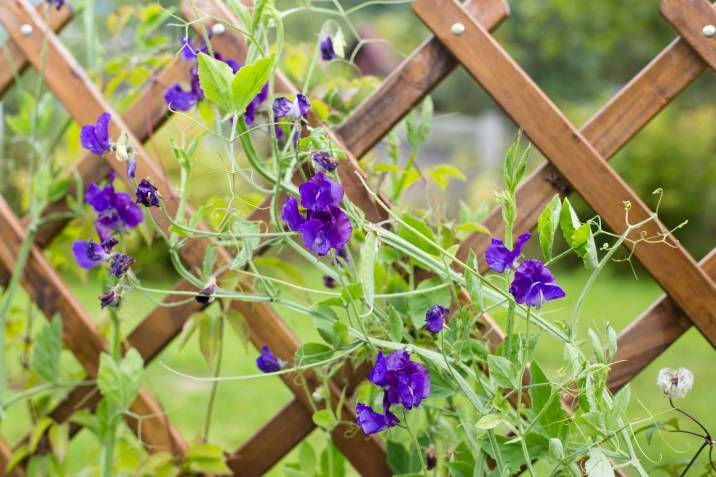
[0, 0, 713, 475]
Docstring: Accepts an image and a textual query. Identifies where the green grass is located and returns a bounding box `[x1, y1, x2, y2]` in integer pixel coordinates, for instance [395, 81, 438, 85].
[2, 266, 713, 476]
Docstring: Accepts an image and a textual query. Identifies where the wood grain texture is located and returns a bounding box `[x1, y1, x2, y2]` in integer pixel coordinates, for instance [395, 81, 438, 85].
[608, 249, 716, 392]
[661, 0, 716, 71]
[0, 1, 72, 95]
[415, 0, 716, 346]
[0, 197, 186, 455]
[335, 0, 509, 158]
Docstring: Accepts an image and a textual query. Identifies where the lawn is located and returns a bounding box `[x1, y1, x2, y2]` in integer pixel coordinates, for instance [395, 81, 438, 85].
[3, 265, 712, 476]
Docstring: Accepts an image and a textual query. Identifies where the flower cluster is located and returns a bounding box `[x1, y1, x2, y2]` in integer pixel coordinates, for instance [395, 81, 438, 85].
[657, 367, 694, 399]
[281, 172, 352, 256]
[355, 350, 431, 435]
[165, 36, 268, 125]
[486, 231, 565, 308]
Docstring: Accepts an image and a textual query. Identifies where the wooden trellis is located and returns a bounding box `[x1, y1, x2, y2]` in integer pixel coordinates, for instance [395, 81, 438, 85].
[0, 0, 713, 475]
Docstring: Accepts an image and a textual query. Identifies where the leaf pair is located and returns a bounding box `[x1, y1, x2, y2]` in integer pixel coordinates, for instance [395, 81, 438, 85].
[537, 195, 598, 269]
[197, 53, 275, 115]
[97, 348, 145, 410]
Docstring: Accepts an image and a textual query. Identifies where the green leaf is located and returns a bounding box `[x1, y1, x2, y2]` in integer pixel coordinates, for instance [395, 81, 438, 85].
[312, 409, 335, 430]
[319, 442, 345, 477]
[585, 448, 613, 477]
[529, 361, 568, 438]
[387, 440, 415, 474]
[225, 310, 249, 351]
[230, 55, 275, 115]
[429, 164, 466, 190]
[298, 441, 316, 475]
[476, 414, 502, 430]
[197, 53, 235, 112]
[537, 195, 562, 260]
[406, 96, 433, 150]
[386, 305, 405, 342]
[197, 312, 222, 368]
[97, 348, 145, 410]
[487, 355, 517, 388]
[32, 316, 62, 382]
[548, 437, 564, 461]
[360, 230, 378, 310]
[296, 343, 333, 365]
[398, 213, 439, 256]
[560, 198, 598, 269]
[29, 417, 53, 453]
[186, 442, 232, 474]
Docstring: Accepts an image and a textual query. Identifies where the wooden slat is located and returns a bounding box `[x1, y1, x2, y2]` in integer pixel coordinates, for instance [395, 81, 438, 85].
[227, 398, 314, 476]
[335, 0, 509, 159]
[608, 249, 716, 392]
[0, 1, 72, 96]
[0, 197, 186, 455]
[661, 0, 716, 71]
[0, 436, 25, 477]
[415, 0, 716, 346]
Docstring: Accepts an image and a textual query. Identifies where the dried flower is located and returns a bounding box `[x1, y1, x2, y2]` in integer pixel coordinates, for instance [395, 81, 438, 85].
[425, 304, 449, 333]
[485, 231, 531, 273]
[99, 288, 120, 308]
[509, 259, 565, 307]
[110, 253, 134, 278]
[322, 275, 337, 289]
[312, 151, 339, 172]
[657, 368, 694, 399]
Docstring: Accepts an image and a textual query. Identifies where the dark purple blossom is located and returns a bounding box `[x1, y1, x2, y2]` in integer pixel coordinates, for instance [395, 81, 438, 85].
[80, 112, 112, 155]
[99, 289, 120, 308]
[355, 402, 399, 435]
[110, 253, 134, 278]
[273, 94, 310, 120]
[320, 35, 336, 61]
[195, 278, 217, 305]
[369, 351, 431, 410]
[485, 231, 531, 273]
[72, 238, 117, 269]
[509, 259, 566, 307]
[282, 197, 352, 256]
[299, 172, 343, 212]
[245, 84, 269, 126]
[164, 84, 200, 112]
[312, 151, 338, 172]
[256, 345, 283, 373]
[136, 179, 160, 207]
[47, 0, 65, 10]
[85, 173, 144, 241]
[322, 275, 337, 289]
[425, 304, 449, 333]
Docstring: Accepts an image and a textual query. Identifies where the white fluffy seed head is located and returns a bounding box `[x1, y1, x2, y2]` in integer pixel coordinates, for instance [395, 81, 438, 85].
[657, 367, 694, 399]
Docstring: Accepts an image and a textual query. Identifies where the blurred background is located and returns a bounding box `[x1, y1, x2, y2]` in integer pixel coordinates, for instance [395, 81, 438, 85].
[0, 0, 714, 475]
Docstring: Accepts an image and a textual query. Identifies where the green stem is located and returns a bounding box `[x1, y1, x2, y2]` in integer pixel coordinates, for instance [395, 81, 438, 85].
[403, 409, 428, 477]
[203, 319, 224, 442]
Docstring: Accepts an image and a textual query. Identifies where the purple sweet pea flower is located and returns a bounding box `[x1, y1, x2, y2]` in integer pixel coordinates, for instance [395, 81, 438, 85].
[312, 151, 338, 172]
[509, 259, 566, 307]
[273, 94, 311, 120]
[80, 112, 112, 155]
[245, 84, 269, 126]
[164, 84, 200, 112]
[368, 351, 431, 410]
[86, 173, 144, 241]
[256, 345, 283, 373]
[99, 288, 120, 308]
[136, 179, 160, 207]
[425, 304, 449, 333]
[355, 402, 399, 435]
[195, 278, 217, 305]
[320, 35, 336, 61]
[299, 172, 344, 212]
[282, 197, 352, 256]
[47, 0, 65, 10]
[110, 253, 134, 278]
[72, 238, 117, 269]
[485, 231, 531, 273]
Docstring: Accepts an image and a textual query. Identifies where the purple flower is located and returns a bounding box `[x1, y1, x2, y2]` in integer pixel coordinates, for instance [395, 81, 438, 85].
[47, 0, 65, 10]
[256, 346, 283, 373]
[99, 289, 120, 308]
[369, 351, 431, 410]
[323, 275, 337, 289]
[485, 231, 531, 273]
[312, 151, 338, 172]
[180, 35, 208, 61]
[136, 179, 160, 207]
[425, 304, 449, 333]
[245, 84, 269, 126]
[86, 173, 144, 241]
[273, 94, 311, 120]
[282, 197, 352, 256]
[110, 253, 134, 278]
[80, 112, 112, 155]
[195, 278, 216, 305]
[509, 259, 566, 307]
[164, 84, 200, 112]
[320, 35, 336, 61]
[355, 402, 399, 435]
[299, 172, 343, 212]
[72, 238, 117, 269]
